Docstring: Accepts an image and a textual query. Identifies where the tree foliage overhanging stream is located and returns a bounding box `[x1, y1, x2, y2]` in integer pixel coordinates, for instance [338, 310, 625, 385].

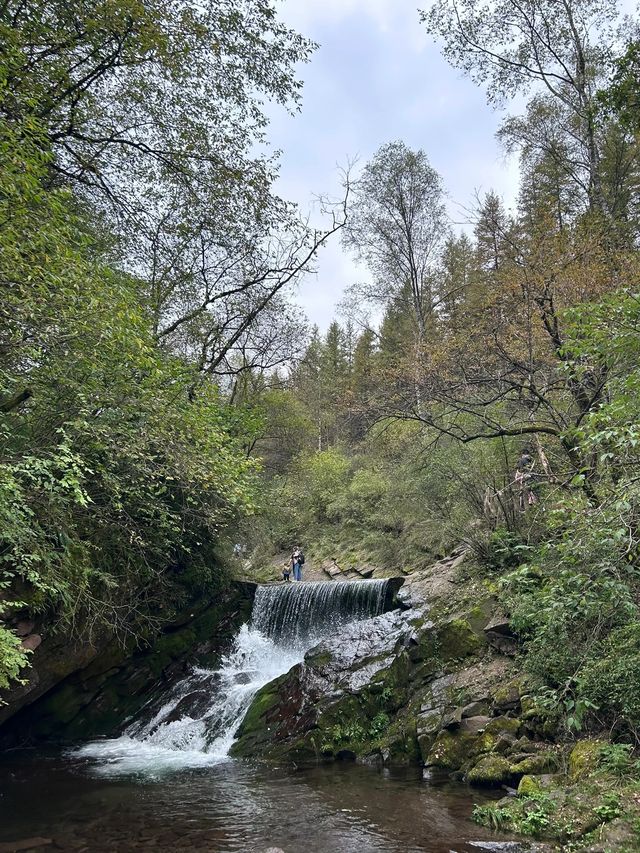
[2, 1, 640, 850]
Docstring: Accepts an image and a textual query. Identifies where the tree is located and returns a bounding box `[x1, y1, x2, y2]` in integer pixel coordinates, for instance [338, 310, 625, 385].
[474, 192, 511, 271]
[345, 328, 378, 442]
[599, 40, 640, 134]
[421, 0, 625, 218]
[342, 141, 449, 345]
[1, 0, 348, 382]
[440, 233, 476, 325]
[0, 0, 346, 690]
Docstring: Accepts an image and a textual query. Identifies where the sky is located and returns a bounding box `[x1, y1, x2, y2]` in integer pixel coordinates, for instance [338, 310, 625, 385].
[265, 0, 522, 330]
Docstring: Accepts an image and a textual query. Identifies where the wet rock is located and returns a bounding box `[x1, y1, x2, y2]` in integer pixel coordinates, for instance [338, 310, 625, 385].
[161, 688, 216, 725]
[20, 634, 42, 652]
[0, 582, 255, 741]
[0, 839, 53, 852]
[396, 583, 413, 608]
[232, 609, 415, 760]
[14, 620, 35, 637]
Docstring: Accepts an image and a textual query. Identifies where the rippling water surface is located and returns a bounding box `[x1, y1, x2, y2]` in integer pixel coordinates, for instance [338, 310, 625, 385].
[0, 753, 512, 853]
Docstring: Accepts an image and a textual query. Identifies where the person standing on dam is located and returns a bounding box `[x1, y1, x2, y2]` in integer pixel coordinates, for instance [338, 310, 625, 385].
[291, 546, 305, 581]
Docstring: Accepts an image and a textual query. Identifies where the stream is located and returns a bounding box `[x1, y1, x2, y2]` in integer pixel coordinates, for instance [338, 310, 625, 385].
[0, 753, 513, 852]
[0, 580, 517, 852]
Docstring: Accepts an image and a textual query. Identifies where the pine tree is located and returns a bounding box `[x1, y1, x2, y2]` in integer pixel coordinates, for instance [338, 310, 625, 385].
[474, 192, 510, 272]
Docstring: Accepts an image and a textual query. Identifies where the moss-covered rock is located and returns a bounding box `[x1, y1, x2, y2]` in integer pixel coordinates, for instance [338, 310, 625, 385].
[305, 649, 333, 668]
[408, 615, 484, 670]
[510, 751, 559, 776]
[426, 730, 476, 769]
[230, 671, 294, 757]
[484, 715, 521, 738]
[149, 627, 197, 677]
[425, 727, 493, 770]
[516, 773, 558, 797]
[438, 618, 484, 660]
[467, 754, 513, 786]
[378, 714, 420, 764]
[517, 774, 543, 797]
[491, 678, 524, 713]
[569, 738, 607, 780]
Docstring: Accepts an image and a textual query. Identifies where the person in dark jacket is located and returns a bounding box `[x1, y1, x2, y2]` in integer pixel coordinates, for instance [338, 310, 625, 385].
[291, 546, 305, 581]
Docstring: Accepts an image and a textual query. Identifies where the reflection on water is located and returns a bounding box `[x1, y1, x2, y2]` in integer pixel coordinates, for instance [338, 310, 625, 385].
[0, 752, 513, 853]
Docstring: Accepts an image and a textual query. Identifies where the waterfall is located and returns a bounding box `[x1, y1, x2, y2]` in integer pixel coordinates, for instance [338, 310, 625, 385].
[252, 579, 389, 644]
[74, 579, 391, 776]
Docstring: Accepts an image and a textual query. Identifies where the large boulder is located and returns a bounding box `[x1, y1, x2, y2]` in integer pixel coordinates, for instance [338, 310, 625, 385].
[569, 739, 605, 780]
[467, 754, 514, 786]
[231, 609, 416, 762]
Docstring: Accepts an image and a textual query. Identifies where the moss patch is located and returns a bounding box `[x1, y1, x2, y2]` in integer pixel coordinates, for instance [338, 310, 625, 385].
[467, 754, 513, 786]
[437, 618, 484, 660]
[510, 751, 559, 776]
[426, 729, 483, 769]
[569, 738, 607, 780]
[473, 765, 640, 849]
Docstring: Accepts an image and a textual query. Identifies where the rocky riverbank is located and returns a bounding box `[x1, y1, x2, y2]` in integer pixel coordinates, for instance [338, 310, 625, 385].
[231, 552, 640, 852]
[3, 548, 640, 851]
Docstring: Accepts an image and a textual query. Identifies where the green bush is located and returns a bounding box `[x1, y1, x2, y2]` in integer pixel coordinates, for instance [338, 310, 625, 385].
[580, 626, 640, 734]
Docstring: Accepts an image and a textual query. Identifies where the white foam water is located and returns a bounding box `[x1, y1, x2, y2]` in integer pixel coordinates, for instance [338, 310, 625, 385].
[73, 580, 390, 776]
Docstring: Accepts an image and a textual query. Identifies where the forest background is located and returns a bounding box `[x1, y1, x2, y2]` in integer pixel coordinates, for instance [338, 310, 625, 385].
[2, 0, 640, 746]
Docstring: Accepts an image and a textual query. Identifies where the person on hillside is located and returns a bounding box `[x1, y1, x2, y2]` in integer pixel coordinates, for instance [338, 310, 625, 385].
[282, 560, 291, 582]
[515, 449, 538, 511]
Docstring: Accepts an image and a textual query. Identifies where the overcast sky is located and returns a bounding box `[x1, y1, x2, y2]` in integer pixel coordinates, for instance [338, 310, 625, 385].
[266, 0, 521, 331]
[266, 0, 637, 331]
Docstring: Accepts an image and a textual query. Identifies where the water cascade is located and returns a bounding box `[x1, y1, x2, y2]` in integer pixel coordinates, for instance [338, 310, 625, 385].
[252, 579, 389, 643]
[75, 579, 391, 775]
